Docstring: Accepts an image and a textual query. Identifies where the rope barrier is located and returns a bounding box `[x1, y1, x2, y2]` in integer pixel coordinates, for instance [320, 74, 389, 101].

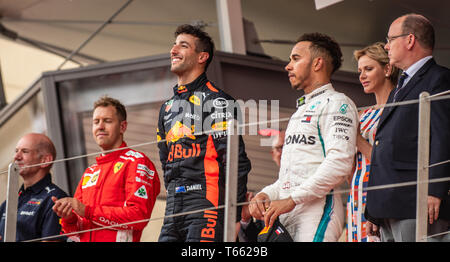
[2, 92, 450, 174]
[2, 90, 450, 242]
[21, 176, 450, 242]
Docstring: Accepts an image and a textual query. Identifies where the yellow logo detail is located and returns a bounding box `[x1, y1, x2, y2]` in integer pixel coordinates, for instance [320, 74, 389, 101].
[189, 95, 201, 106]
[211, 121, 228, 131]
[114, 162, 124, 174]
[258, 225, 271, 235]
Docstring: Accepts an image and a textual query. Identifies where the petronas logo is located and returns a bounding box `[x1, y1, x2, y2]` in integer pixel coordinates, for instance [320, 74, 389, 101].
[339, 104, 348, 114]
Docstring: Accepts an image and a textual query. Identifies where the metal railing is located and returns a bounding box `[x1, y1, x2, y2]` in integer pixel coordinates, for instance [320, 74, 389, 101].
[2, 91, 450, 242]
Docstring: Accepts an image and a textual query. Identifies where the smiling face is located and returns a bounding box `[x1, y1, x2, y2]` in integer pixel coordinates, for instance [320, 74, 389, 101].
[92, 105, 127, 152]
[170, 33, 204, 76]
[285, 41, 314, 93]
[357, 55, 389, 94]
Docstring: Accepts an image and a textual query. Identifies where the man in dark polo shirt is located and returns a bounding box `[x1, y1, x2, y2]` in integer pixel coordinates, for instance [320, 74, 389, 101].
[0, 133, 67, 242]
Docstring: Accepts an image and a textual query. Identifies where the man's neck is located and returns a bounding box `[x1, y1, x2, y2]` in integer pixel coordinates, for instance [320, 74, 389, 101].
[22, 171, 46, 190]
[400, 50, 433, 71]
[100, 140, 124, 156]
[304, 81, 330, 95]
[177, 69, 204, 86]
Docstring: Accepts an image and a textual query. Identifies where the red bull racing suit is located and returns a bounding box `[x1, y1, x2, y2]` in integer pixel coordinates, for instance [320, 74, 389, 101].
[157, 73, 251, 242]
[61, 142, 160, 242]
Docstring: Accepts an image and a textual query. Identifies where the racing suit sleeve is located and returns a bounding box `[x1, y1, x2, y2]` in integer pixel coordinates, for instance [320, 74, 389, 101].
[157, 102, 169, 173]
[290, 97, 358, 205]
[60, 178, 87, 236]
[83, 157, 160, 230]
[42, 190, 68, 240]
[260, 179, 281, 201]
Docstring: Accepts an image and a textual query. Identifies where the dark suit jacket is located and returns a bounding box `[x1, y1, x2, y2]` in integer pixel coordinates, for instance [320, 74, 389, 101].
[366, 58, 450, 223]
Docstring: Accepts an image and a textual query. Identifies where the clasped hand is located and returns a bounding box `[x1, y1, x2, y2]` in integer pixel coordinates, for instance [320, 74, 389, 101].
[248, 193, 295, 228]
[52, 197, 85, 219]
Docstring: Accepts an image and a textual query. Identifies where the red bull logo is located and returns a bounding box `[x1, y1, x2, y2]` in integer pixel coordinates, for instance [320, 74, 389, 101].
[167, 143, 201, 162]
[200, 210, 218, 242]
[177, 85, 187, 93]
[166, 121, 196, 144]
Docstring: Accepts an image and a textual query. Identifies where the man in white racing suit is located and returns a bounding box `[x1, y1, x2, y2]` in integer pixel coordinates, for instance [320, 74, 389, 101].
[249, 33, 358, 242]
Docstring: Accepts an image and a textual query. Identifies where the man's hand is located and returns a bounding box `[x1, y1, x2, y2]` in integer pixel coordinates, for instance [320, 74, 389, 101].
[263, 197, 296, 228]
[249, 193, 270, 221]
[366, 221, 380, 237]
[428, 195, 441, 224]
[241, 192, 254, 223]
[52, 197, 86, 218]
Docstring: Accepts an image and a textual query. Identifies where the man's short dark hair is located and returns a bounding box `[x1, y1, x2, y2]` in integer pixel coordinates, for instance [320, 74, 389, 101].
[296, 33, 343, 74]
[94, 95, 127, 122]
[175, 24, 215, 70]
[402, 13, 435, 50]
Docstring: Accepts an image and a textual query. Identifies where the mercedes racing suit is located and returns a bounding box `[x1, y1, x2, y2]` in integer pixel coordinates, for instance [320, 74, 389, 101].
[261, 84, 358, 242]
[61, 142, 160, 242]
[157, 73, 251, 242]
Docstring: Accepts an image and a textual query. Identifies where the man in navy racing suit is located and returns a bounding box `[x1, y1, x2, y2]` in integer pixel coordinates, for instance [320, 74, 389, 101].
[157, 24, 251, 242]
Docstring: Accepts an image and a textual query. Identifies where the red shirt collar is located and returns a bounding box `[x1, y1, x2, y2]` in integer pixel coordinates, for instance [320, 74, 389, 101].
[95, 141, 128, 164]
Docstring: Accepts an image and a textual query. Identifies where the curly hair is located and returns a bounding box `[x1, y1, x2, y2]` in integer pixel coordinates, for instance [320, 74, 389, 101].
[297, 32, 343, 74]
[175, 24, 215, 70]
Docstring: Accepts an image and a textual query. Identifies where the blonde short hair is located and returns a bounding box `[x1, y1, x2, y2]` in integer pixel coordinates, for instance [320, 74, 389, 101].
[93, 95, 127, 122]
[354, 42, 400, 85]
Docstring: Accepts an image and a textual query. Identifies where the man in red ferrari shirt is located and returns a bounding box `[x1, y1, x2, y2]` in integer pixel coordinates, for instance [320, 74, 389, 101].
[52, 96, 160, 242]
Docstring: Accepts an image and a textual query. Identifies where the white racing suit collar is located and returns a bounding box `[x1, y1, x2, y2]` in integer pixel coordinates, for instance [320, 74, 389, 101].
[296, 83, 334, 108]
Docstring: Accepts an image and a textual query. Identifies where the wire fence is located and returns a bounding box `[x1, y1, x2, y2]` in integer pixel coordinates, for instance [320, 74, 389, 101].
[2, 90, 450, 242]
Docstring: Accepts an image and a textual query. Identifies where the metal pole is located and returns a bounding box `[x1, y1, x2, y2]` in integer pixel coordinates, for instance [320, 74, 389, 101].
[224, 119, 239, 242]
[216, 0, 246, 54]
[57, 0, 134, 70]
[0, 62, 7, 110]
[416, 91, 430, 242]
[4, 163, 19, 242]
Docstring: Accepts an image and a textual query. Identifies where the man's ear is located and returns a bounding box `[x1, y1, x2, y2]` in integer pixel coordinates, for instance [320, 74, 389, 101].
[40, 154, 53, 169]
[120, 120, 128, 135]
[406, 34, 416, 50]
[198, 52, 209, 65]
[313, 57, 324, 72]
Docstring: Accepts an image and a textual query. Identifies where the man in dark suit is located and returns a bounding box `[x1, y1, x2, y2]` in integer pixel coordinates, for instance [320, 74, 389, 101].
[365, 13, 450, 242]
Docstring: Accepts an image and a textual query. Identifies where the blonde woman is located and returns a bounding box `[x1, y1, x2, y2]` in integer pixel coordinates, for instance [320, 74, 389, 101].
[347, 42, 399, 242]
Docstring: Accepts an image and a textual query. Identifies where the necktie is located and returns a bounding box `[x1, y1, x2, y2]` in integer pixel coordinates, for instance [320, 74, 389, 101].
[393, 72, 408, 102]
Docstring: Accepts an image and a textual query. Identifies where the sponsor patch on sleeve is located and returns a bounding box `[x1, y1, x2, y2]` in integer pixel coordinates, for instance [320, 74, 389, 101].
[134, 185, 148, 199]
